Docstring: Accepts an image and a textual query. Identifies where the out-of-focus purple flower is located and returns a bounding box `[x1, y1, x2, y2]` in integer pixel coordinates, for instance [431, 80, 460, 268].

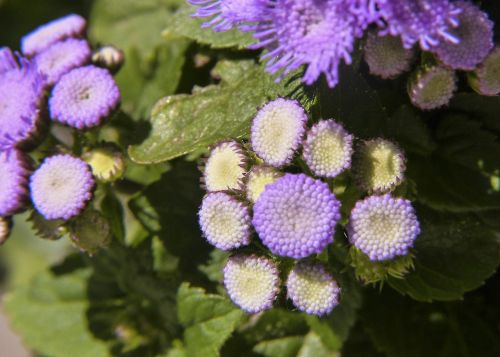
[0, 149, 31, 217]
[468, 46, 500, 96]
[21, 14, 86, 57]
[0, 47, 19, 74]
[49, 65, 120, 129]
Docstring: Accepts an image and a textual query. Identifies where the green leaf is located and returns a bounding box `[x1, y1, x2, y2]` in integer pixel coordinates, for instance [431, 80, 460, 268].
[177, 283, 245, 357]
[388, 206, 500, 301]
[129, 59, 306, 163]
[163, 3, 253, 49]
[254, 336, 305, 357]
[450, 93, 500, 133]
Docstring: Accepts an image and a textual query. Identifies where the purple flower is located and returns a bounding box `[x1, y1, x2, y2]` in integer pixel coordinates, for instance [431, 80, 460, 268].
[34, 38, 91, 86]
[188, 0, 266, 32]
[468, 46, 500, 96]
[286, 261, 340, 316]
[375, 0, 461, 50]
[49, 65, 120, 129]
[30, 154, 95, 220]
[430, 1, 494, 71]
[0, 61, 45, 150]
[242, 0, 371, 87]
[302, 119, 353, 178]
[251, 99, 307, 167]
[21, 14, 86, 57]
[408, 65, 457, 111]
[223, 254, 280, 313]
[0, 47, 19, 74]
[203, 140, 247, 192]
[0, 149, 31, 217]
[199, 192, 251, 250]
[253, 173, 341, 259]
[347, 194, 420, 261]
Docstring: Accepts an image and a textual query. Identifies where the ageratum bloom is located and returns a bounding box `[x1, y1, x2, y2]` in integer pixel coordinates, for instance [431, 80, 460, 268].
[302, 119, 353, 178]
[253, 173, 341, 259]
[0, 150, 31, 217]
[0, 47, 19, 74]
[348, 194, 420, 261]
[203, 141, 247, 192]
[251, 99, 307, 167]
[199, 192, 251, 250]
[469, 47, 500, 96]
[242, 0, 372, 87]
[21, 14, 86, 57]
[83, 145, 126, 182]
[245, 165, 283, 203]
[30, 154, 95, 220]
[0, 61, 45, 150]
[49, 65, 120, 129]
[431, 1, 494, 71]
[376, 0, 461, 50]
[286, 261, 340, 316]
[223, 254, 280, 313]
[408, 65, 457, 110]
[34, 38, 91, 86]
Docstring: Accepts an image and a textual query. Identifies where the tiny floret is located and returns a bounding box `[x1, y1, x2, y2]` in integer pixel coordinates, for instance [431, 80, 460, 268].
[203, 141, 247, 192]
[0, 150, 31, 217]
[245, 165, 283, 203]
[253, 173, 341, 259]
[348, 194, 420, 261]
[353, 138, 405, 193]
[251, 99, 307, 167]
[408, 65, 457, 111]
[468, 47, 500, 96]
[199, 192, 251, 250]
[30, 154, 95, 220]
[49, 65, 120, 129]
[302, 119, 353, 178]
[21, 14, 86, 57]
[223, 254, 280, 313]
[286, 261, 340, 316]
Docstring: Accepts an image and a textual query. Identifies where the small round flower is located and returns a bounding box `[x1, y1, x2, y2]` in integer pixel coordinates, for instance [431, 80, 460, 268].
[286, 261, 340, 316]
[245, 165, 283, 203]
[468, 47, 500, 96]
[34, 38, 91, 86]
[376, 0, 462, 50]
[0, 47, 19, 74]
[21, 14, 86, 57]
[83, 145, 126, 182]
[91, 45, 125, 74]
[223, 254, 280, 313]
[302, 120, 353, 178]
[251, 99, 307, 167]
[203, 141, 247, 192]
[253, 173, 340, 259]
[0, 217, 12, 245]
[408, 65, 457, 111]
[199, 192, 251, 250]
[0, 150, 31, 217]
[353, 138, 405, 193]
[347, 194, 420, 261]
[363, 32, 415, 79]
[49, 65, 120, 129]
[0, 61, 45, 150]
[431, 1, 494, 71]
[30, 154, 95, 220]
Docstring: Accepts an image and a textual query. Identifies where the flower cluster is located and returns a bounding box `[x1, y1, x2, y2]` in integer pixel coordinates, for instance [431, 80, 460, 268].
[198, 98, 421, 314]
[189, 0, 495, 92]
[0, 14, 125, 255]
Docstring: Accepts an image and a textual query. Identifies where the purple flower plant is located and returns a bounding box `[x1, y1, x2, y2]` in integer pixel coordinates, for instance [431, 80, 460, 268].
[0, 47, 19, 74]
[0, 150, 31, 217]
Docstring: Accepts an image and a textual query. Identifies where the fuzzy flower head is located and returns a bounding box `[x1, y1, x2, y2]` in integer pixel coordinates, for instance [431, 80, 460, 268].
[376, 0, 461, 50]
[363, 32, 415, 79]
[245, 165, 283, 203]
[468, 47, 500, 96]
[21, 14, 86, 57]
[0, 61, 45, 150]
[244, 0, 369, 87]
[353, 138, 405, 193]
[30, 154, 95, 220]
[431, 1, 494, 71]
[302, 119, 353, 178]
[199, 192, 251, 250]
[223, 254, 280, 313]
[49, 65, 120, 129]
[0, 47, 19, 74]
[92, 45, 125, 74]
[286, 261, 340, 316]
[348, 194, 420, 261]
[253, 173, 341, 259]
[203, 141, 247, 192]
[0, 150, 31, 217]
[83, 145, 125, 182]
[251, 99, 307, 167]
[189, 0, 266, 32]
[34, 38, 91, 86]
[408, 65, 457, 111]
